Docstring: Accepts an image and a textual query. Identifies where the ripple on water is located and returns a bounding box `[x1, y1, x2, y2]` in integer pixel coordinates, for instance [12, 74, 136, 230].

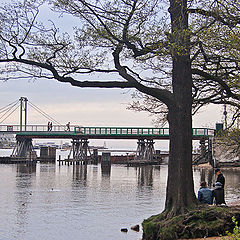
[0, 161, 239, 240]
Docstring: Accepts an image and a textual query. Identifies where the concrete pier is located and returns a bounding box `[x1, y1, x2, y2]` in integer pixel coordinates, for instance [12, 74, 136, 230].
[39, 146, 56, 162]
[101, 152, 111, 174]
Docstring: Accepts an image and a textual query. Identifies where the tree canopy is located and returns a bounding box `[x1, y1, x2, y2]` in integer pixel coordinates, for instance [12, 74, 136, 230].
[0, 0, 239, 113]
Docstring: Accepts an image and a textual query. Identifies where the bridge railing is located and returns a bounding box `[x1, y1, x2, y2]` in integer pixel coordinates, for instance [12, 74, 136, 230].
[74, 126, 215, 137]
[192, 128, 215, 137]
[74, 127, 170, 136]
[0, 125, 215, 137]
[0, 124, 76, 132]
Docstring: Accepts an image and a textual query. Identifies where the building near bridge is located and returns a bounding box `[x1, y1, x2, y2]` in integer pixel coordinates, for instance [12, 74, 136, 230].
[0, 133, 16, 148]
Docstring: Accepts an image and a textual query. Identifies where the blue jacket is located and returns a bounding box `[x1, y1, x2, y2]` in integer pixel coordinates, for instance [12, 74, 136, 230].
[198, 187, 213, 204]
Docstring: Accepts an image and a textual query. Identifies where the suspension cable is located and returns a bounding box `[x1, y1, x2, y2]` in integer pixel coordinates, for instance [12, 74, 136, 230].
[0, 99, 62, 126]
[0, 102, 19, 121]
[0, 100, 19, 113]
[0, 104, 20, 124]
[28, 101, 62, 125]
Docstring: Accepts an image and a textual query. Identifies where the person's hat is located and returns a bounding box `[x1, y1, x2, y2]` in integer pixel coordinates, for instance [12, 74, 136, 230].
[215, 168, 220, 174]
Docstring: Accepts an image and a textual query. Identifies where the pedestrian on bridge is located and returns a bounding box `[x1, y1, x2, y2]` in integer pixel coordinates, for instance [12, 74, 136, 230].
[66, 122, 70, 131]
[47, 122, 52, 131]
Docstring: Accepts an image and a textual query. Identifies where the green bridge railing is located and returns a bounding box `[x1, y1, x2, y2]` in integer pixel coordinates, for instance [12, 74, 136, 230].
[0, 125, 215, 138]
[74, 126, 215, 137]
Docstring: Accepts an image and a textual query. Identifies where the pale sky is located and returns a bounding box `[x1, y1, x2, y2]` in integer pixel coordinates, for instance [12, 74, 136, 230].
[0, 78, 223, 127]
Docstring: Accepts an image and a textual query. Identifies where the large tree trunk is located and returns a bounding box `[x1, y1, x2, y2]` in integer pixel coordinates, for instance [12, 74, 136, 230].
[165, 89, 197, 216]
[164, 0, 198, 216]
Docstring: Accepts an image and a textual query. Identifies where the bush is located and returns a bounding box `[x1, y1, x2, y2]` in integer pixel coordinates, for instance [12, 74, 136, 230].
[222, 216, 240, 240]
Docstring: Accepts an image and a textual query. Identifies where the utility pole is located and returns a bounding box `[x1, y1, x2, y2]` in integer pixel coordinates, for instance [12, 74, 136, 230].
[223, 104, 227, 129]
[19, 97, 28, 131]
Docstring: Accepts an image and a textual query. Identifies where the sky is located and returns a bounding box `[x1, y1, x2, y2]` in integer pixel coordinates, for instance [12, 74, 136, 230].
[0, 0, 225, 150]
[0, 77, 223, 127]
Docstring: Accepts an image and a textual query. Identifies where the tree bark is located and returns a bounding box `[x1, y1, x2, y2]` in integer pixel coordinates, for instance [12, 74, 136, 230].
[164, 0, 198, 216]
[165, 88, 197, 216]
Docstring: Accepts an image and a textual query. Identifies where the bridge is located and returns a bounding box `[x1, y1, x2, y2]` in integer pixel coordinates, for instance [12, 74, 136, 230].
[0, 97, 216, 163]
[1, 124, 215, 163]
[0, 124, 215, 140]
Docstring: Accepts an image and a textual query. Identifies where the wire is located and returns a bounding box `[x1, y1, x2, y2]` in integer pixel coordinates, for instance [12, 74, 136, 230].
[0, 102, 19, 121]
[0, 99, 19, 112]
[28, 101, 62, 125]
[28, 102, 61, 125]
[0, 104, 18, 114]
[0, 104, 19, 124]
[0, 99, 62, 126]
[0, 100, 18, 113]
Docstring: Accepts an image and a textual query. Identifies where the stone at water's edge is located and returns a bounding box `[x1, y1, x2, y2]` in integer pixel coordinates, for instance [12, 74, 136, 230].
[131, 224, 140, 232]
[142, 206, 240, 240]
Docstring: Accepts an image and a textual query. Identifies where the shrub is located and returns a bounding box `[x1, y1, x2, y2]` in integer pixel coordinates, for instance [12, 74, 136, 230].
[222, 216, 240, 240]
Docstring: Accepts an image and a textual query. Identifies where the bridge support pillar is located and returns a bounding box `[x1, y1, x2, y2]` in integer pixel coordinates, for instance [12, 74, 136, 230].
[135, 139, 146, 160]
[208, 138, 214, 167]
[135, 139, 155, 161]
[101, 152, 111, 175]
[144, 139, 155, 161]
[193, 137, 214, 166]
[70, 139, 90, 164]
[11, 138, 35, 159]
[200, 138, 206, 157]
[93, 149, 99, 165]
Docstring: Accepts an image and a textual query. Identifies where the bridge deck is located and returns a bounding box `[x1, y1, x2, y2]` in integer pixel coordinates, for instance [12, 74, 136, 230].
[0, 125, 215, 140]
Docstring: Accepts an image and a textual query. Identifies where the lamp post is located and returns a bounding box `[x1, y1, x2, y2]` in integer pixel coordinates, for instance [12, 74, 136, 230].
[223, 104, 227, 129]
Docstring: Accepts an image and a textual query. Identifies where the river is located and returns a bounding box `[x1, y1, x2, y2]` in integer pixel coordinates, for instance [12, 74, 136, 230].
[0, 149, 239, 240]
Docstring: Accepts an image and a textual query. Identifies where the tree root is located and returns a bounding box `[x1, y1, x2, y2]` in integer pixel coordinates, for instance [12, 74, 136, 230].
[142, 205, 240, 240]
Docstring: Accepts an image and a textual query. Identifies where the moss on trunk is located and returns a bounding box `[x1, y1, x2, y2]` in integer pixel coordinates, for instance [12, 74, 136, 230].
[142, 206, 240, 240]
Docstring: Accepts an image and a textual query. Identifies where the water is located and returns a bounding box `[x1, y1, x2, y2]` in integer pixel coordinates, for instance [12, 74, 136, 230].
[0, 149, 240, 240]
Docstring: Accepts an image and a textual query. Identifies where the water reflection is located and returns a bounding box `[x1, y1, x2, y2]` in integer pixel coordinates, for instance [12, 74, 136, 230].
[16, 163, 36, 176]
[15, 164, 36, 239]
[137, 166, 153, 187]
[101, 164, 111, 177]
[72, 163, 87, 182]
[0, 161, 239, 240]
[199, 168, 214, 188]
[223, 169, 240, 201]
